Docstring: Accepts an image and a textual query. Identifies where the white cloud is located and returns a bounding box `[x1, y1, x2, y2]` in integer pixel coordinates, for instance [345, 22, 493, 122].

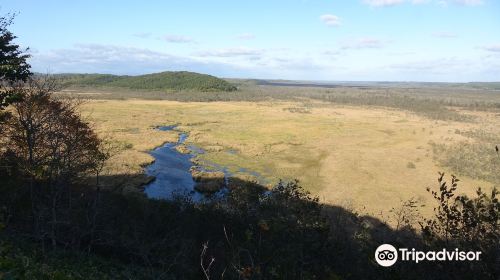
[29, 44, 245, 76]
[163, 34, 194, 43]
[236, 33, 255, 40]
[27, 43, 499, 82]
[320, 14, 341, 27]
[480, 44, 500, 52]
[341, 38, 384, 49]
[196, 47, 263, 58]
[30, 44, 328, 80]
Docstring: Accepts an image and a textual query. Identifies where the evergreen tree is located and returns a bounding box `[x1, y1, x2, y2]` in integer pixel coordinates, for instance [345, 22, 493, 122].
[0, 13, 31, 109]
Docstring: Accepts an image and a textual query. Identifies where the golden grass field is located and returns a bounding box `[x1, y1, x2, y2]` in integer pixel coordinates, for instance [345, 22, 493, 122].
[82, 99, 498, 218]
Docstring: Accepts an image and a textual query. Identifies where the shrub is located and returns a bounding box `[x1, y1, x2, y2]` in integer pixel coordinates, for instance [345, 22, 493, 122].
[406, 162, 416, 169]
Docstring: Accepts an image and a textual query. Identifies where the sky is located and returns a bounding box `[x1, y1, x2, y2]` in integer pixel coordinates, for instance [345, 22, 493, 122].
[1, 0, 499, 82]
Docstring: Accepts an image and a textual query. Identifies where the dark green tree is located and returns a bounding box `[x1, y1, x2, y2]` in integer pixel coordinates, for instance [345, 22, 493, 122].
[0, 13, 32, 109]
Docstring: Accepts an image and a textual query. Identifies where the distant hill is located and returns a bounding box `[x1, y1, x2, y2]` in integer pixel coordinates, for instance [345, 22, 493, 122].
[55, 71, 237, 92]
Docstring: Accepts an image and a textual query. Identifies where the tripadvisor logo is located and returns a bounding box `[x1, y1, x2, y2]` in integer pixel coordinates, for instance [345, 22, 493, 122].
[375, 244, 482, 267]
[375, 244, 398, 267]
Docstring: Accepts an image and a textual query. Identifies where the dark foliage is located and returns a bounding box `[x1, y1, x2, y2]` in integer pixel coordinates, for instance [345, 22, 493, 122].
[0, 170, 498, 279]
[1, 77, 108, 250]
[420, 173, 499, 278]
[0, 13, 32, 109]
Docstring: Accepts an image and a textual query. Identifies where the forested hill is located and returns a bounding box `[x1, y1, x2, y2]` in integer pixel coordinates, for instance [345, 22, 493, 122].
[54, 71, 238, 92]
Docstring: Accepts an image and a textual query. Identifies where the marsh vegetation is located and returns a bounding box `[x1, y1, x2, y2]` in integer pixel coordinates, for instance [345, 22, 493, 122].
[74, 91, 498, 217]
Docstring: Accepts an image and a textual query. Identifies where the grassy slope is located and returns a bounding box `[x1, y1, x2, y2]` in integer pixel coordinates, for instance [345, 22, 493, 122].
[56, 71, 237, 92]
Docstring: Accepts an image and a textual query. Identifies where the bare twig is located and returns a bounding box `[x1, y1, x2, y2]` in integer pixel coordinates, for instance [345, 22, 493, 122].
[201, 242, 215, 280]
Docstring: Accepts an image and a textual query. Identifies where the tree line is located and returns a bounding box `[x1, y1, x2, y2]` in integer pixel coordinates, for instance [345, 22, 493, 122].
[55, 71, 238, 92]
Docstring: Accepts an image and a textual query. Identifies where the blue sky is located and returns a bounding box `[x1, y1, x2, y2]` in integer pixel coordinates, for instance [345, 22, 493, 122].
[1, 0, 499, 82]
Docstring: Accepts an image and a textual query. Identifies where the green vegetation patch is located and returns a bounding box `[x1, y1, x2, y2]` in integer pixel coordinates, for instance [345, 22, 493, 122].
[56, 71, 237, 92]
[431, 129, 500, 184]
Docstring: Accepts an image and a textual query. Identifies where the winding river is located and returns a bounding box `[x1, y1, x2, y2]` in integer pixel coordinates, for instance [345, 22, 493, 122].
[144, 125, 267, 200]
[144, 125, 200, 199]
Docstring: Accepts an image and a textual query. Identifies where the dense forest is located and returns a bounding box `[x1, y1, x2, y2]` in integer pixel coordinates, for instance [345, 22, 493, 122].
[54, 71, 238, 92]
[1, 14, 499, 280]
